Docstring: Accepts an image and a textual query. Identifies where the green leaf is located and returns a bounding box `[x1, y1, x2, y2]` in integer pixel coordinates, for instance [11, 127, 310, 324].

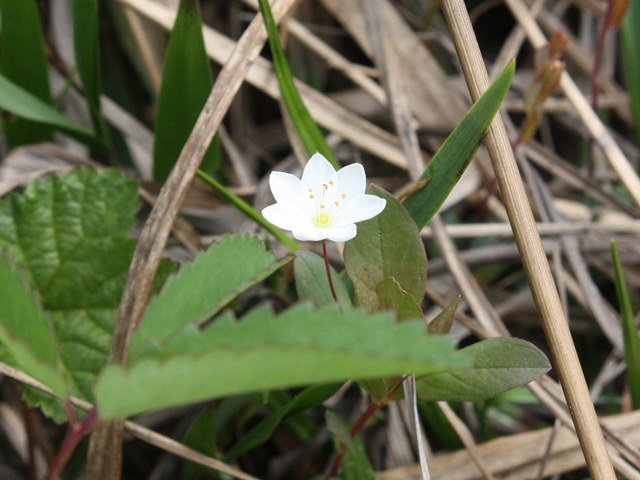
[403, 60, 515, 228]
[376, 277, 423, 322]
[72, 0, 107, 141]
[344, 186, 427, 311]
[416, 337, 550, 402]
[428, 295, 460, 335]
[196, 170, 299, 251]
[95, 304, 470, 418]
[622, 0, 640, 144]
[0, 0, 54, 147]
[325, 411, 377, 480]
[257, 0, 339, 168]
[611, 240, 640, 409]
[225, 384, 341, 461]
[131, 235, 290, 359]
[0, 169, 141, 405]
[180, 406, 218, 479]
[295, 250, 352, 311]
[0, 74, 102, 149]
[0, 252, 68, 399]
[153, 0, 219, 181]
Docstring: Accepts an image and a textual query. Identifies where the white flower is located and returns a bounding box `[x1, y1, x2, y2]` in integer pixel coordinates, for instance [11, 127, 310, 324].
[262, 153, 386, 242]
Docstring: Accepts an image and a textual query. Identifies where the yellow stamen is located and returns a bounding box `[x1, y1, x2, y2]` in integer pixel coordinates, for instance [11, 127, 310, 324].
[341, 193, 347, 199]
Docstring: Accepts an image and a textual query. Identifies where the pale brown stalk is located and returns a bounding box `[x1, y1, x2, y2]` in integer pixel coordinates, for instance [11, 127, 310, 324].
[439, 0, 616, 478]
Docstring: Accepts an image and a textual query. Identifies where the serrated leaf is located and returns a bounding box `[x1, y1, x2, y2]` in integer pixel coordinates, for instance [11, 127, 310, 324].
[403, 60, 515, 228]
[95, 304, 470, 419]
[225, 384, 340, 461]
[376, 277, 423, 322]
[0, 0, 54, 147]
[344, 186, 426, 311]
[416, 337, 550, 402]
[0, 252, 67, 399]
[295, 250, 352, 311]
[153, 0, 219, 181]
[131, 235, 290, 358]
[0, 169, 142, 405]
[257, 0, 339, 168]
[0, 74, 101, 149]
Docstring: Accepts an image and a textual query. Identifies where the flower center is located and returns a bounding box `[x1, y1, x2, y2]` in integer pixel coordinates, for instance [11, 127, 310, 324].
[307, 179, 348, 228]
[313, 209, 332, 227]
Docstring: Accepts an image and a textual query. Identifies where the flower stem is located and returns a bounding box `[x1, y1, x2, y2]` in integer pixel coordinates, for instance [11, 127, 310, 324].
[44, 404, 99, 480]
[322, 240, 339, 303]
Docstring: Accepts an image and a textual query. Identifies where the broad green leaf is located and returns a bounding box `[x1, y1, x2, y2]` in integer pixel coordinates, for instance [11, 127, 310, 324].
[131, 235, 290, 359]
[622, 0, 640, 144]
[153, 0, 219, 181]
[258, 0, 339, 168]
[0, 0, 54, 147]
[295, 250, 352, 311]
[196, 170, 299, 251]
[416, 337, 550, 402]
[403, 60, 515, 228]
[225, 384, 341, 461]
[0, 74, 101, 149]
[0, 169, 142, 405]
[428, 295, 460, 335]
[376, 277, 423, 322]
[72, 0, 108, 142]
[344, 186, 427, 311]
[0, 253, 67, 399]
[95, 304, 470, 418]
[611, 240, 640, 409]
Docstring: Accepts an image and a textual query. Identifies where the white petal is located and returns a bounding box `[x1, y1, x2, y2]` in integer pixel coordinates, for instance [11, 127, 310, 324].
[269, 171, 306, 207]
[292, 224, 329, 242]
[301, 152, 337, 188]
[323, 224, 357, 242]
[334, 195, 386, 226]
[337, 163, 366, 198]
[262, 203, 308, 231]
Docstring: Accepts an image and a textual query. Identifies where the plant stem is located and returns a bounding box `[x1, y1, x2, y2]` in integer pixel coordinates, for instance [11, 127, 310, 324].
[45, 405, 99, 480]
[322, 240, 339, 303]
[327, 377, 405, 477]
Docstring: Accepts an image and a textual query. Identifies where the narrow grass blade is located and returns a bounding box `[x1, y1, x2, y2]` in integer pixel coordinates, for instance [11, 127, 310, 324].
[258, 0, 339, 168]
[611, 240, 640, 409]
[196, 169, 299, 251]
[0, 0, 54, 147]
[403, 60, 515, 229]
[153, 0, 220, 181]
[622, 0, 640, 145]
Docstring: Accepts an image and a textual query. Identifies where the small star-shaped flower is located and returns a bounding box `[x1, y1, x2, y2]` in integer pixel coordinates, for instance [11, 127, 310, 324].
[262, 153, 386, 242]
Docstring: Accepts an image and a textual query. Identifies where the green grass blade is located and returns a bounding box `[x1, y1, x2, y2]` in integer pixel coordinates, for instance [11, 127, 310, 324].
[72, 0, 108, 142]
[153, 0, 220, 181]
[258, 0, 340, 168]
[611, 240, 640, 409]
[196, 169, 299, 251]
[403, 60, 515, 229]
[0, 0, 54, 147]
[622, 0, 640, 145]
[0, 74, 102, 149]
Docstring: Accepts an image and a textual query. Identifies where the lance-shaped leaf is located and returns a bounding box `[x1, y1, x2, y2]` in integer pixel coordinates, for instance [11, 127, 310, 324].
[344, 186, 426, 310]
[416, 337, 550, 402]
[131, 235, 290, 359]
[95, 304, 470, 419]
[622, 0, 640, 144]
[403, 60, 515, 228]
[153, 0, 219, 181]
[0, 0, 53, 147]
[258, 0, 339, 168]
[0, 253, 67, 400]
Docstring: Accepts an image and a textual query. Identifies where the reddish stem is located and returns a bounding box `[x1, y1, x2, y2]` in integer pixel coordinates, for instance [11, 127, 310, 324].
[44, 405, 99, 480]
[327, 377, 406, 477]
[322, 240, 339, 303]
